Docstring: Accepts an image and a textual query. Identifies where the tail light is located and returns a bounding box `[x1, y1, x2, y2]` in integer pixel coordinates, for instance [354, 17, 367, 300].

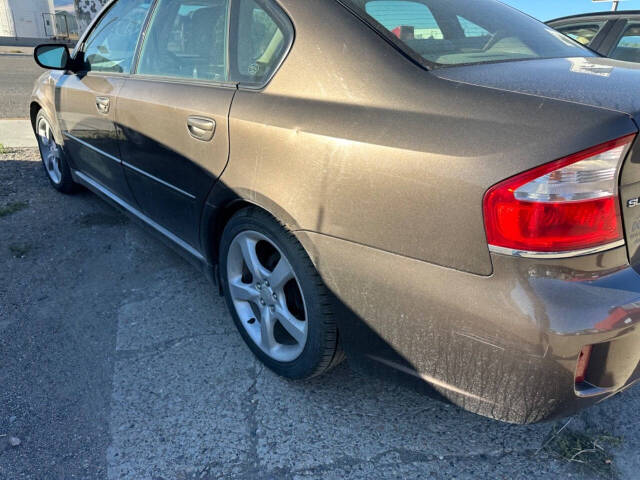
[575, 345, 593, 384]
[484, 135, 635, 254]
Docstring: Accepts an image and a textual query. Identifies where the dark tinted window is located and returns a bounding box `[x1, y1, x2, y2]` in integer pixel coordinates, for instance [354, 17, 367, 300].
[81, 0, 152, 73]
[556, 22, 605, 46]
[342, 0, 593, 67]
[137, 0, 230, 82]
[233, 0, 292, 86]
[611, 25, 640, 63]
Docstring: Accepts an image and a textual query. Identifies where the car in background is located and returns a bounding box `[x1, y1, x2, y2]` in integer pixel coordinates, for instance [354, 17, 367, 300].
[548, 11, 640, 63]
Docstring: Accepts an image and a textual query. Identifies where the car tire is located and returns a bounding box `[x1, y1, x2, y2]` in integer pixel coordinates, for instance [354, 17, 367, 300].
[220, 207, 345, 379]
[35, 110, 77, 194]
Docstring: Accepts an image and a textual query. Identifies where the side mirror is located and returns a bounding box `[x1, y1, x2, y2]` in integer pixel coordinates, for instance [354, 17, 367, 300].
[34, 44, 72, 70]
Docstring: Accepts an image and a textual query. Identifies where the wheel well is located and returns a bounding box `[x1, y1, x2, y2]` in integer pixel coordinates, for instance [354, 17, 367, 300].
[30, 102, 42, 131]
[207, 200, 257, 265]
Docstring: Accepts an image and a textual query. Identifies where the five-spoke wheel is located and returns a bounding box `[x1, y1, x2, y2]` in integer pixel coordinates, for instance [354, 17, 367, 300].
[35, 110, 77, 193]
[227, 230, 308, 362]
[220, 208, 344, 379]
[37, 115, 62, 185]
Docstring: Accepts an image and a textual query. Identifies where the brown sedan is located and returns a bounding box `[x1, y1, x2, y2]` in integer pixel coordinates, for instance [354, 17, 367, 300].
[31, 0, 640, 423]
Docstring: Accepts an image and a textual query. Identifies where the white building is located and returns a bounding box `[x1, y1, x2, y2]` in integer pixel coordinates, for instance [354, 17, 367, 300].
[0, 0, 56, 39]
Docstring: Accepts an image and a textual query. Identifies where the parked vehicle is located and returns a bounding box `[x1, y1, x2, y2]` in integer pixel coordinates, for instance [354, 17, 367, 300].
[548, 11, 640, 63]
[31, 0, 640, 424]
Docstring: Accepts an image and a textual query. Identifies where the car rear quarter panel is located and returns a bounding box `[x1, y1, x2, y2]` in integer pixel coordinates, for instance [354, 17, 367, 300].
[218, 0, 635, 276]
[295, 230, 640, 423]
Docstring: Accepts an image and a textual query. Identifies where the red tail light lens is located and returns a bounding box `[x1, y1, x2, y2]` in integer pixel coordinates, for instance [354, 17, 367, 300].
[575, 345, 593, 384]
[484, 135, 635, 253]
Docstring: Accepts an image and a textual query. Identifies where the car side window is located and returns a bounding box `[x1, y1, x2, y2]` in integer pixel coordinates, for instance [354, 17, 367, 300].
[81, 0, 152, 74]
[556, 22, 605, 46]
[137, 0, 230, 82]
[611, 24, 640, 63]
[233, 0, 292, 86]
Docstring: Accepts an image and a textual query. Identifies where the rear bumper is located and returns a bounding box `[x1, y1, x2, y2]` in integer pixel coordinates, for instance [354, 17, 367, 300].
[297, 231, 640, 423]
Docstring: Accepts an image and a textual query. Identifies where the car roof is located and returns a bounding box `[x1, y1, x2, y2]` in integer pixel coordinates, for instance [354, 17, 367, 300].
[547, 10, 640, 24]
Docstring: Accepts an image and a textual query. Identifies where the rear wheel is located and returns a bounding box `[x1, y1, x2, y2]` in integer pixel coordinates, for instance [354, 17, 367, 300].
[220, 207, 344, 379]
[35, 110, 77, 194]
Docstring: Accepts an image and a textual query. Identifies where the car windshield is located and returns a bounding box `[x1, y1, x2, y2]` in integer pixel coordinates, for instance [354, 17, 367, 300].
[341, 0, 594, 67]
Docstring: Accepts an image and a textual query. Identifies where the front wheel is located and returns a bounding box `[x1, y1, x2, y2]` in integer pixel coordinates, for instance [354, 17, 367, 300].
[35, 110, 77, 194]
[220, 208, 344, 379]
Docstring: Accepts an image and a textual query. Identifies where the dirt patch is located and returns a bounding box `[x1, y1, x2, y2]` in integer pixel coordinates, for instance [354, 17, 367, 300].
[542, 422, 622, 478]
[8, 243, 32, 258]
[0, 201, 28, 218]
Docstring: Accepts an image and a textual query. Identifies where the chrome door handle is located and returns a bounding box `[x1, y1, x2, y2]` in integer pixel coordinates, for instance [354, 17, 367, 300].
[96, 96, 110, 114]
[187, 116, 216, 142]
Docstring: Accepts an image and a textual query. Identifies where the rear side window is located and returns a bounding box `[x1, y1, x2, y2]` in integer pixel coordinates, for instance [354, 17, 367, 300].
[232, 0, 293, 86]
[341, 0, 593, 67]
[137, 0, 230, 82]
[81, 0, 152, 73]
[556, 22, 605, 46]
[611, 25, 640, 63]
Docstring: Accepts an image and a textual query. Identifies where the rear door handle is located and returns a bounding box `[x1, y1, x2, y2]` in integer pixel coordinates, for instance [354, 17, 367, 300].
[187, 116, 216, 142]
[96, 96, 110, 114]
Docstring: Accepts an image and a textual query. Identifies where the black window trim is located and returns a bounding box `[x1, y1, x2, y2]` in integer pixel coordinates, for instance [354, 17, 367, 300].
[229, 0, 295, 90]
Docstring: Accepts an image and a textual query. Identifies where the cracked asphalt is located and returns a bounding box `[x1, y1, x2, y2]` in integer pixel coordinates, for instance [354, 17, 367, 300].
[1, 148, 640, 479]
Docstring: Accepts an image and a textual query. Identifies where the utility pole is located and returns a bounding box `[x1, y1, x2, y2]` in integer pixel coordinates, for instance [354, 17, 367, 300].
[593, 0, 622, 12]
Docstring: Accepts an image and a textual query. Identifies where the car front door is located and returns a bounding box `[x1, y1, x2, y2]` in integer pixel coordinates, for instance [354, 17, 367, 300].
[57, 0, 152, 203]
[116, 0, 235, 249]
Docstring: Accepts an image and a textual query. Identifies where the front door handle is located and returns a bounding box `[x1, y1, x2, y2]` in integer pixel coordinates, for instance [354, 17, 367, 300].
[187, 116, 216, 142]
[96, 96, 110, 114]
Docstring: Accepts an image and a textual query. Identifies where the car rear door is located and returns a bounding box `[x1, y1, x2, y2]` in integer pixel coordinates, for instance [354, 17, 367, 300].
[116, 0, 235, 249]
[58, 0, 152, 204]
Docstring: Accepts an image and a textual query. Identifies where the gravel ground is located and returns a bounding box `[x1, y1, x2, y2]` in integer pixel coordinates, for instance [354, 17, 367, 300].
[1, 148, 639, 480]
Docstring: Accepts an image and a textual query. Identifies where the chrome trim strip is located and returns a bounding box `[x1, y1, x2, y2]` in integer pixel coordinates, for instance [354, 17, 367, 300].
[64, 132, 197, 200]
[63, 132, 121, 165]
[122, 161, 196, 200]
[73, 170, 205, 262]
[489, 240, 626, 259]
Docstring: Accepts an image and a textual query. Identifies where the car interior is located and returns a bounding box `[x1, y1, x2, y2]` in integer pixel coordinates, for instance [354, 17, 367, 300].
[361, 0, 539, 64]
[353, 0, 589, 66]
[555, 23, 604, 45]
[611, 25, 640, 63]
[138, 0, 228, 81]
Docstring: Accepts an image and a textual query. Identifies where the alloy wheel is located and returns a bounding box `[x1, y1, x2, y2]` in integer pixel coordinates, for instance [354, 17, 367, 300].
[37, 116, 62, 185]
[226, 230, 308, 362]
